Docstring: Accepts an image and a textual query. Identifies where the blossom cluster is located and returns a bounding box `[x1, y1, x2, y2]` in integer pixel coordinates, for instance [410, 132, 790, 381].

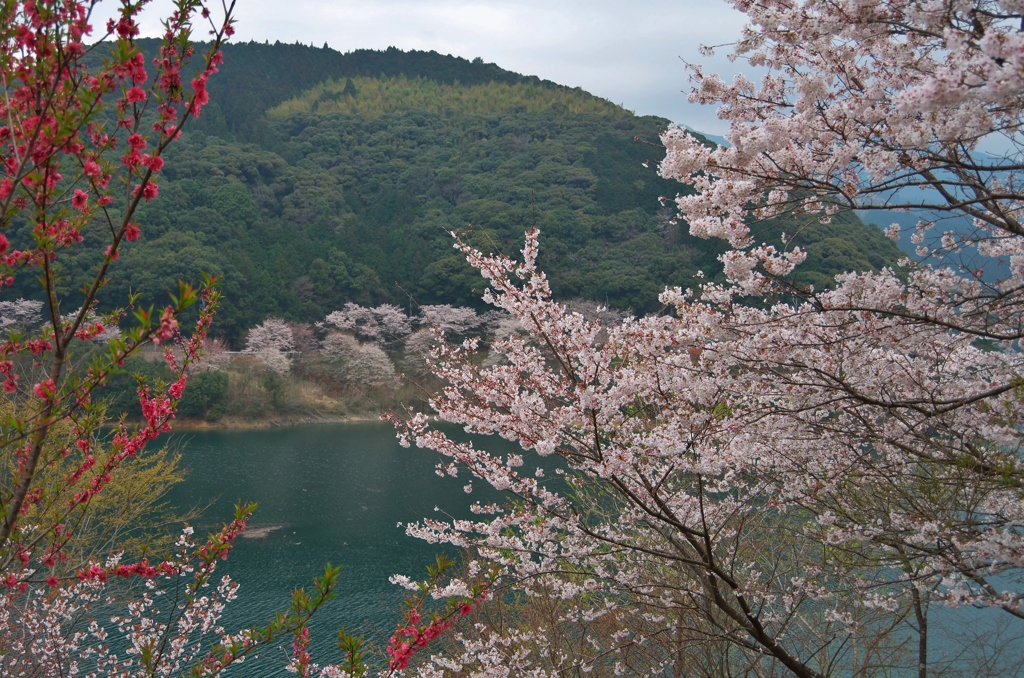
[0, 516, 251, 676]
[393, 217, 1024, 674]
[659, 0, 1024, 260]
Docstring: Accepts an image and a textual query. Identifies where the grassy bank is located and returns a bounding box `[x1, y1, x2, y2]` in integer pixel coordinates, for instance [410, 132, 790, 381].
[97, 342, 437, 430]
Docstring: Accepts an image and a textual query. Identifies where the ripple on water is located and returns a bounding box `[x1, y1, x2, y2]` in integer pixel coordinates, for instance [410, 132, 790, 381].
[161, 422, 510, 676]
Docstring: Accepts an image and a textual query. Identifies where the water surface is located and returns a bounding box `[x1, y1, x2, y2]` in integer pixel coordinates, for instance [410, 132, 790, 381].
[164, 422, 488, 674]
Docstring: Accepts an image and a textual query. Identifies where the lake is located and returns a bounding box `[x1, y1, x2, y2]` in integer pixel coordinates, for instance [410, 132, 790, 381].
[160, 422, 1024, 677]
[163, 421, 496, 675]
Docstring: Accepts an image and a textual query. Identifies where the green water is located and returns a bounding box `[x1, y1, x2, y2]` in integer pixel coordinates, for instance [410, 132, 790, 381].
[162, 422, 494, 675]
[159, 423, 1024, 676]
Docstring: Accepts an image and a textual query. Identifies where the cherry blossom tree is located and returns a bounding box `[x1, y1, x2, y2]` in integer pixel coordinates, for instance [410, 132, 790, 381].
[400, 307, 483, 378]
[396, 225, 1024, 676]
[417, 305, 482, 337]
[243, 317, 294, 374]
[248, 346, 292, 376]
[659, 0, 1024, 268]
[391, 3, 1024, 669]
[0, 299, 43, 332]
[658, 0, 1024, 626]
[400, 328, 439, 378]
[196, 335, 231, 372]
[321, 331, 398, 389]
[243, 317, 294, 353]
[321, 303, 413, 347]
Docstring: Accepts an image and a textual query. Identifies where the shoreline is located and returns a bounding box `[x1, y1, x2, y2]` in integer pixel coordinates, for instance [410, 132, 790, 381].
[169, 412, 384, 431]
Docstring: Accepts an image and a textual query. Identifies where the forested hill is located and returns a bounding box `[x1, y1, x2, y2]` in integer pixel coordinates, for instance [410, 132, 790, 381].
[178, 41, 586, 143]
[45, 43, 901, 342]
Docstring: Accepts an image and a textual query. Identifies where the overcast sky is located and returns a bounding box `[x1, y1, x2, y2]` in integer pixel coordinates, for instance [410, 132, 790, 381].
[134, 0, 751, 136]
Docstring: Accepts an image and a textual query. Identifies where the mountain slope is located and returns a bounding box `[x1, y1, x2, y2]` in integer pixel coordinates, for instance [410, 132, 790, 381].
[42, 44, 902, 342]
[192, 41, 584, 143]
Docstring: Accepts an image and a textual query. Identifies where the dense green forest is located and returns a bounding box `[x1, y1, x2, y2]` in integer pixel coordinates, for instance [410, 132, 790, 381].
[32, 43, 901, 343]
